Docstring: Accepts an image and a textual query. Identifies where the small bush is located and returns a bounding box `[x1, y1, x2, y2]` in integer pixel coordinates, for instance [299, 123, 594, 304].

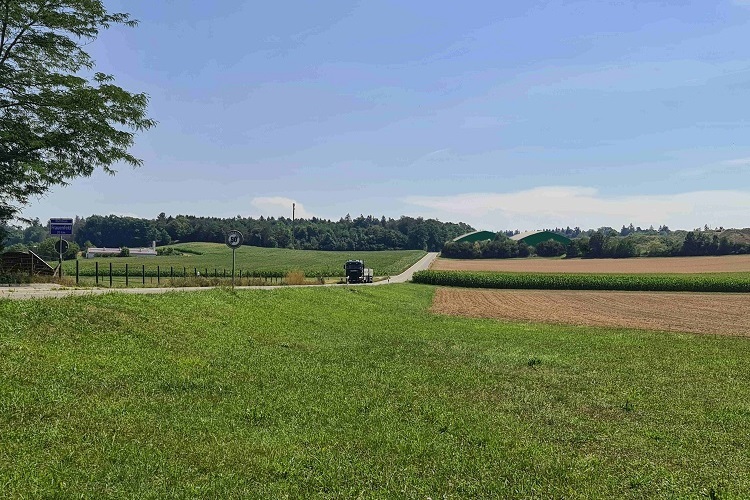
[0, 272, 32, 285]
[285, 270, 306, 285]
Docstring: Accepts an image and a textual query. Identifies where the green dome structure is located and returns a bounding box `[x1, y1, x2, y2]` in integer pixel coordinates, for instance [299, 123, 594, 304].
[509, 230, 571, 247]
[452, 230, 497, 244]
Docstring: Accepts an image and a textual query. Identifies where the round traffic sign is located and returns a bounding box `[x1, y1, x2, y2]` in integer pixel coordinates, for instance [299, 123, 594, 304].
[54, 239, 69, 253]
[226, 229, 244, 249]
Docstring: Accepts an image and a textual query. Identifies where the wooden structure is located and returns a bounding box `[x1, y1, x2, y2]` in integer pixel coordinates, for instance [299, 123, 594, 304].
[0, 251, 57, 276]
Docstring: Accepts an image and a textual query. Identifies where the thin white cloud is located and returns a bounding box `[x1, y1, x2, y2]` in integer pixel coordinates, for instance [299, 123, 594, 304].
[251, 197, 314, 219]
[407, 148, 450, 169]
[404, 186, 750, 231]
[723, 157, 750, 166]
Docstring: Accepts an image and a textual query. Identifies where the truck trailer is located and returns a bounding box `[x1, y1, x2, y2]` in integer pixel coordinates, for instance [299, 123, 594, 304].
[344, 260, 373, 283]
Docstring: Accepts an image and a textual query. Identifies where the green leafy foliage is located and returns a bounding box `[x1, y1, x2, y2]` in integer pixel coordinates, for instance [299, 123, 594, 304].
[0, 1, 155, 222]
[74, 213, 473, 252]
[535, 239, 566, 257]
[34, 237, 79, 260]
[413, 270, 750, 292]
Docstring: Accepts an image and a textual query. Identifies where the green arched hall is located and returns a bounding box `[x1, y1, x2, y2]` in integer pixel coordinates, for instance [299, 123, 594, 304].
[509, 230, 571, 247]
[452, 230, 497, 243]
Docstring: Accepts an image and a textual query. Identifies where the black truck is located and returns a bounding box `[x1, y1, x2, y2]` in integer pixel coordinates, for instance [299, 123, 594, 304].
[344, 260, 373, 283]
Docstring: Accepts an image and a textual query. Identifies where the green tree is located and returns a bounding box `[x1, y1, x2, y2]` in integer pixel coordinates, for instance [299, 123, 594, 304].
[564, 240, 580, 258]
[0, 1, 155, 223]
[535, 239, 566, 257]
[35, 237, 78, 260]
[587, 231, 606, 258]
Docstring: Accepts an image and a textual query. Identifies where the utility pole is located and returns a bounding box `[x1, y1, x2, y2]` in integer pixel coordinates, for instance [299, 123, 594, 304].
[292, 202, 296, 250]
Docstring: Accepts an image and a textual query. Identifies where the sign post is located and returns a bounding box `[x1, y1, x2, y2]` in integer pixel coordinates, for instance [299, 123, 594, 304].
[50, 218, 73, 277]
[225, 230, 244, 288]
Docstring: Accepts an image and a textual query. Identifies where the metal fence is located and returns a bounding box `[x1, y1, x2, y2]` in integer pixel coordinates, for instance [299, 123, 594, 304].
[66, 261, 328, 287]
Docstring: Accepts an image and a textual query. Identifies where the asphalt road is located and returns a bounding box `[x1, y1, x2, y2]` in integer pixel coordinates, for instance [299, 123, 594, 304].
[0, 252, 439, 300]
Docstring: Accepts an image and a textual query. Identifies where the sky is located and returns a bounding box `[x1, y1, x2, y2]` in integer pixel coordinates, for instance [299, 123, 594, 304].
[20, 0, 750, 231]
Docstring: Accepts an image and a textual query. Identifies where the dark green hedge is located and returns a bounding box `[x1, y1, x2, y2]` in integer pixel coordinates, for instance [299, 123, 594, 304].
[412, 270, 750, 293]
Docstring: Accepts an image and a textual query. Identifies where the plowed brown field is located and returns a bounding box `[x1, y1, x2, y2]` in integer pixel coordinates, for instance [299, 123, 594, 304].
[432, 288, 750, 336]
[431, 255, 750, 274]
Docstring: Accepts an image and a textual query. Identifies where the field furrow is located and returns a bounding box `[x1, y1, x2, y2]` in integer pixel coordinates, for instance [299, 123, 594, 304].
[432, 288, 750, 336]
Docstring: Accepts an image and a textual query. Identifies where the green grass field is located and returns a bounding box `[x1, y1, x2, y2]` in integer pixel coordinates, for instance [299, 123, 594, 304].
[1, 285, 749, 497]
[59, 243, 426, 280]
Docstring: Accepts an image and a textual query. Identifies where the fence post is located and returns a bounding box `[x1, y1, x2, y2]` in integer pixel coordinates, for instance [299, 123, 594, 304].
[142, 265, 145, 285]
[194, 267, 197, 277]
[109, 262, 112, 287]
[125, 263, 129, 287]
[76, 259, 79, 284]
[171, 266, 174, 279]
[157, 265, 160, 285]
[223, 268, 226, 278]
[214, 268, 217, 278]
[95, 262, 99, 285]
[184, 266, 186, 278]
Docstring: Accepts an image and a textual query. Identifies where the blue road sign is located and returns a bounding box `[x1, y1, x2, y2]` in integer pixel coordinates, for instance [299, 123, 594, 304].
[49, 218, 73, 235]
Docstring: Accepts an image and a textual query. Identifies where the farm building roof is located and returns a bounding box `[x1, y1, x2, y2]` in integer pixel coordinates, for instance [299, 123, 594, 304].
[509, 230, 571, 246]
[85, 247, 157, 258]
[452, 230, 497, 243]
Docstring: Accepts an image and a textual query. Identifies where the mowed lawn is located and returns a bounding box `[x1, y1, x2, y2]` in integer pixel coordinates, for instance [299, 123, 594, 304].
[61, 243, 426, 278]
[1, 285, 749, 497]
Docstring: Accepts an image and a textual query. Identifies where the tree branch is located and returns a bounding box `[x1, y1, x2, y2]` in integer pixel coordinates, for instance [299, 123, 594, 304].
[0, 1, 10, 52]
[0, 0, 50, 67]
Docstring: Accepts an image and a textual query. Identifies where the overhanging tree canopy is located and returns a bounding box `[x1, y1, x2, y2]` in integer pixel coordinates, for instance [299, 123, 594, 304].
[0, 0, 155, 224]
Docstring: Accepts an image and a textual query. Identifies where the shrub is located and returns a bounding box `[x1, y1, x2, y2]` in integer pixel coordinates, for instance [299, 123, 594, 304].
[285, 270, 306, 285]
[119, 247, 130, 257]
[0, 272, 32, 285]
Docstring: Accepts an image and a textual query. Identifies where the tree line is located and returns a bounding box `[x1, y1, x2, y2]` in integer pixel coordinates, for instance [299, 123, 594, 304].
[441, 228, 750, 260]
[1, 213, 474, 256]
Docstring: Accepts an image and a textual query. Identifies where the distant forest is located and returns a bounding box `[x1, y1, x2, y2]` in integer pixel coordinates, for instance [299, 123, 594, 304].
[4, 215, 750, 261]
[1, 213, 474, 253]
[442, 225, 750, 259]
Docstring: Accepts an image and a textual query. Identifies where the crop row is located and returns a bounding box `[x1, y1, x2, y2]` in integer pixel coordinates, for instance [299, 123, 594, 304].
[412, 270, 750, 293]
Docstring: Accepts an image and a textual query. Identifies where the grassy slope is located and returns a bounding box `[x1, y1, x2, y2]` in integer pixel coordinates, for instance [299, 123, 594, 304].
[61, 243, 426, 277]
[1, 285, 749, 497]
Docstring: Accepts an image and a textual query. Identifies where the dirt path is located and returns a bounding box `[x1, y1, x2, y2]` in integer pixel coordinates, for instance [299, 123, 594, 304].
[432, 288, 750, 337]
[431, 254, 750, 274]
[0, 253, 439, 300]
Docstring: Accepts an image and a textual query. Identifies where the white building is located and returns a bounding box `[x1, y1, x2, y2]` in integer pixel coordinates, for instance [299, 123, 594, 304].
[86, 241, 158, 259]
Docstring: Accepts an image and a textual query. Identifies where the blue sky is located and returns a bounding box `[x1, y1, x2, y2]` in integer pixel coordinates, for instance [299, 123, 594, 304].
[22, 0, 750, 231]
